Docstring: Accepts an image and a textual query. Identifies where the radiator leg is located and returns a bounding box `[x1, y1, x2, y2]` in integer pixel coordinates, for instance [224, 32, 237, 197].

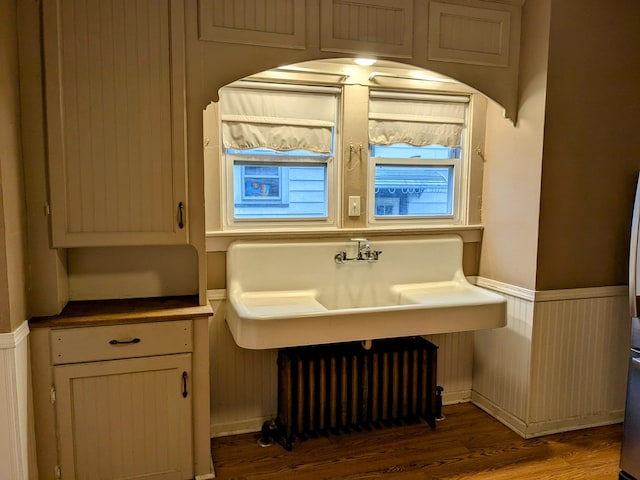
[258, 420, 276, 447]
[435, 385, 445, 422]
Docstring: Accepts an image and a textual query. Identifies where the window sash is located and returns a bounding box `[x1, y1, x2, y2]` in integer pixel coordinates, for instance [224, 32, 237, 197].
[369, 158, 460, 221]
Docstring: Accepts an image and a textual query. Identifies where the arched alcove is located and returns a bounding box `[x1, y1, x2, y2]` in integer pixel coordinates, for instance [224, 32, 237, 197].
[201, 56, 488, 247]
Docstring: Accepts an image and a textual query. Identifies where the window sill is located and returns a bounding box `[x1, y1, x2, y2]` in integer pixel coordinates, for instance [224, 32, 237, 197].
[206, 224, 483, 251]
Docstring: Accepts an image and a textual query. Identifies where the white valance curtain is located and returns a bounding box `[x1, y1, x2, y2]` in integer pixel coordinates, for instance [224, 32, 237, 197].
[369, 91, 468, 148]
[220, 84, 338, 154]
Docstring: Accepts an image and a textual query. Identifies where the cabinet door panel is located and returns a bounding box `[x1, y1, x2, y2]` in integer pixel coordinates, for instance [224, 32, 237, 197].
[54, 354, 192, 480]
[43, 0, 187, 247]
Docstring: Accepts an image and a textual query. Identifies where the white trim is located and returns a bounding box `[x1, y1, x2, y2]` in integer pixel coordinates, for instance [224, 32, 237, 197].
[206, 225, 484, 251]
[475, 276, 627, 302]
[0, 321, 30, 480]
[471, 391, 528, 437]
[207, 289, 227, 302]
[474, 277, 535, 301]
[228, 80, 341, 94]
[442, 389, 471, 406]
[0, 321, 30, 350]
[472, 391, 624, 439]
[211, 415, 272, 438]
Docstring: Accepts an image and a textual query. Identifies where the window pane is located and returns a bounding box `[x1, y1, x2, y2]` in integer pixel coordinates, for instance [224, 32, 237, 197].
[370, 143, 460, 159]
[234, 164, 328, 219]
[374, 165, 453, 216]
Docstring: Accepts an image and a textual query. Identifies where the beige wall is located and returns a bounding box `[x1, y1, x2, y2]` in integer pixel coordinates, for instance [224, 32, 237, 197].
[0, 0, 28, 333]
[536, 0, 640, 290]
[479, 0, 550, 290]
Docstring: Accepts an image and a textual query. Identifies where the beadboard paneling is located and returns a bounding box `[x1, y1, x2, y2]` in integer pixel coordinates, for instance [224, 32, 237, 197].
[198, 0, 306, 49]
[209, 298, 473, 435]
[425, 332, 474, 404]
[0, 323, 30, 480]
[43, 0, 187, 246]
[54, 354, 192, 479]
[428, 1, 513, 67]
[209, 286, 630, 438]
[473, 281, 629, 438]
[209, 300, 277, 436]
[473, 291, 534, 421]
[320, 0, 413, 57]
[528, 296, 629, 431]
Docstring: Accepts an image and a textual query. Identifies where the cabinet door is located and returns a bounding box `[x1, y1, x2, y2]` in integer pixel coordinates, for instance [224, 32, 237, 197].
[43, 0, 187, 247]
[54, 354, 193, 480]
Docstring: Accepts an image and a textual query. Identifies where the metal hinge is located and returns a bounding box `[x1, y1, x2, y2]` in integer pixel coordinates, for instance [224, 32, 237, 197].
[44, 203, 51, 216]
[54, 465, 61, 479]
[50, 385, 56, 404]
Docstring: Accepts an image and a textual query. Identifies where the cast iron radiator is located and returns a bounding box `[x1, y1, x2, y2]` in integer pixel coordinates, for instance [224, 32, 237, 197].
[273, 337, 439, 449]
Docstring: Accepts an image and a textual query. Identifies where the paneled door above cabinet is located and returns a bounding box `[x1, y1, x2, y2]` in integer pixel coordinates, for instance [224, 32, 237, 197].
[43, 0, 188, 247]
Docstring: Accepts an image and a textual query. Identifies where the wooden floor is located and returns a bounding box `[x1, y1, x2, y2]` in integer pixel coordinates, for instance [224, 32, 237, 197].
[211, 403, 623, 480]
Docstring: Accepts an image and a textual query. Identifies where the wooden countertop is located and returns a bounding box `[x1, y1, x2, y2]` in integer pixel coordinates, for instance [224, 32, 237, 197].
[29, 295, 213, 328]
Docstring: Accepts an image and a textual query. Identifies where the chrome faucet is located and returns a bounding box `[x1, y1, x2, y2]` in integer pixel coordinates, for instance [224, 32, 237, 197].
[334, 238, 382, 264]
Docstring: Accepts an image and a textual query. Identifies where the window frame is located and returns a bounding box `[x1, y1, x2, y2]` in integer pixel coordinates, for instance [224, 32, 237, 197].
[220, 83, 341, 230]
[367, 91, 472, 226]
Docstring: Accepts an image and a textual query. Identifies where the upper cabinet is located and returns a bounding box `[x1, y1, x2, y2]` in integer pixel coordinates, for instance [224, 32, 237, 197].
[43, 0, 188, 247]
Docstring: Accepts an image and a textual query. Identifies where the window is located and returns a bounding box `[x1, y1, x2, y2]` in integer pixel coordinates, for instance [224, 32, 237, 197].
[368, 91, 469, 222]
[219, 84, 338, 225]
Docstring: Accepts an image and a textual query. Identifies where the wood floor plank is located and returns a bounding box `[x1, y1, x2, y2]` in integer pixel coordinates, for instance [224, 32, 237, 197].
[211, 403, 623, 479]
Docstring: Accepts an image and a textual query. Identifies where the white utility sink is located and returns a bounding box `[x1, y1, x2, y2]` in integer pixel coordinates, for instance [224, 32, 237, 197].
[225, 235, 506, 349]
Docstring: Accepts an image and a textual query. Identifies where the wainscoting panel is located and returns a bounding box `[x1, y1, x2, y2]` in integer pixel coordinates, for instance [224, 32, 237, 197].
[208, 295, 475, 436]
[472, 280, 629, 438]
[527, 295, 629, 435]
[209, 284, 629, 438]
[425, 332, 473, 404]
[208, 299, 277, 436]
[472, 290, 534, 425]
[0, 322, 30, 480]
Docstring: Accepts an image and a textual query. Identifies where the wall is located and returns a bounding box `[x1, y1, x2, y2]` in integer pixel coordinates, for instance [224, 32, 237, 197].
[0, 2, 34, 478]
[472, 0, 631, 438]
[536, 0, 640, 290]
[18, 0, 68, 317]
[479, 0, 550, 290]
[0, 0, 28, 333]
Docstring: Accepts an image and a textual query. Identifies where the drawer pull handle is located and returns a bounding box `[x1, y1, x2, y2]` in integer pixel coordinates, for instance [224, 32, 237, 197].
[109, 338, 141, 346]
[182, 371, 188, 398]
[178, 201, 184, 229]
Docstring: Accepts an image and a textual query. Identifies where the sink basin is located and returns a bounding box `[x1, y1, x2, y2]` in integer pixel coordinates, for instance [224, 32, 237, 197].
[225, 235, 506, 349]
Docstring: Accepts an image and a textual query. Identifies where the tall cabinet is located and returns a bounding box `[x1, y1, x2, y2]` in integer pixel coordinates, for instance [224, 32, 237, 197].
[42, 0, 188, 247]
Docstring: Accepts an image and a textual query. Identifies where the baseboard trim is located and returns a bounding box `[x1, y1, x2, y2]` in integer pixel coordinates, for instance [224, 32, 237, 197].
[211, 415, 273, 438]
[471, 391, 528, 437]
[472, 391, 624, 439]
[524, 410, 625, 438]
[442, 389, 471, 406]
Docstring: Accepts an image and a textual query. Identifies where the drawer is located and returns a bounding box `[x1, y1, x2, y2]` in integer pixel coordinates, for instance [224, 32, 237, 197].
[50, 320, 192, 364]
